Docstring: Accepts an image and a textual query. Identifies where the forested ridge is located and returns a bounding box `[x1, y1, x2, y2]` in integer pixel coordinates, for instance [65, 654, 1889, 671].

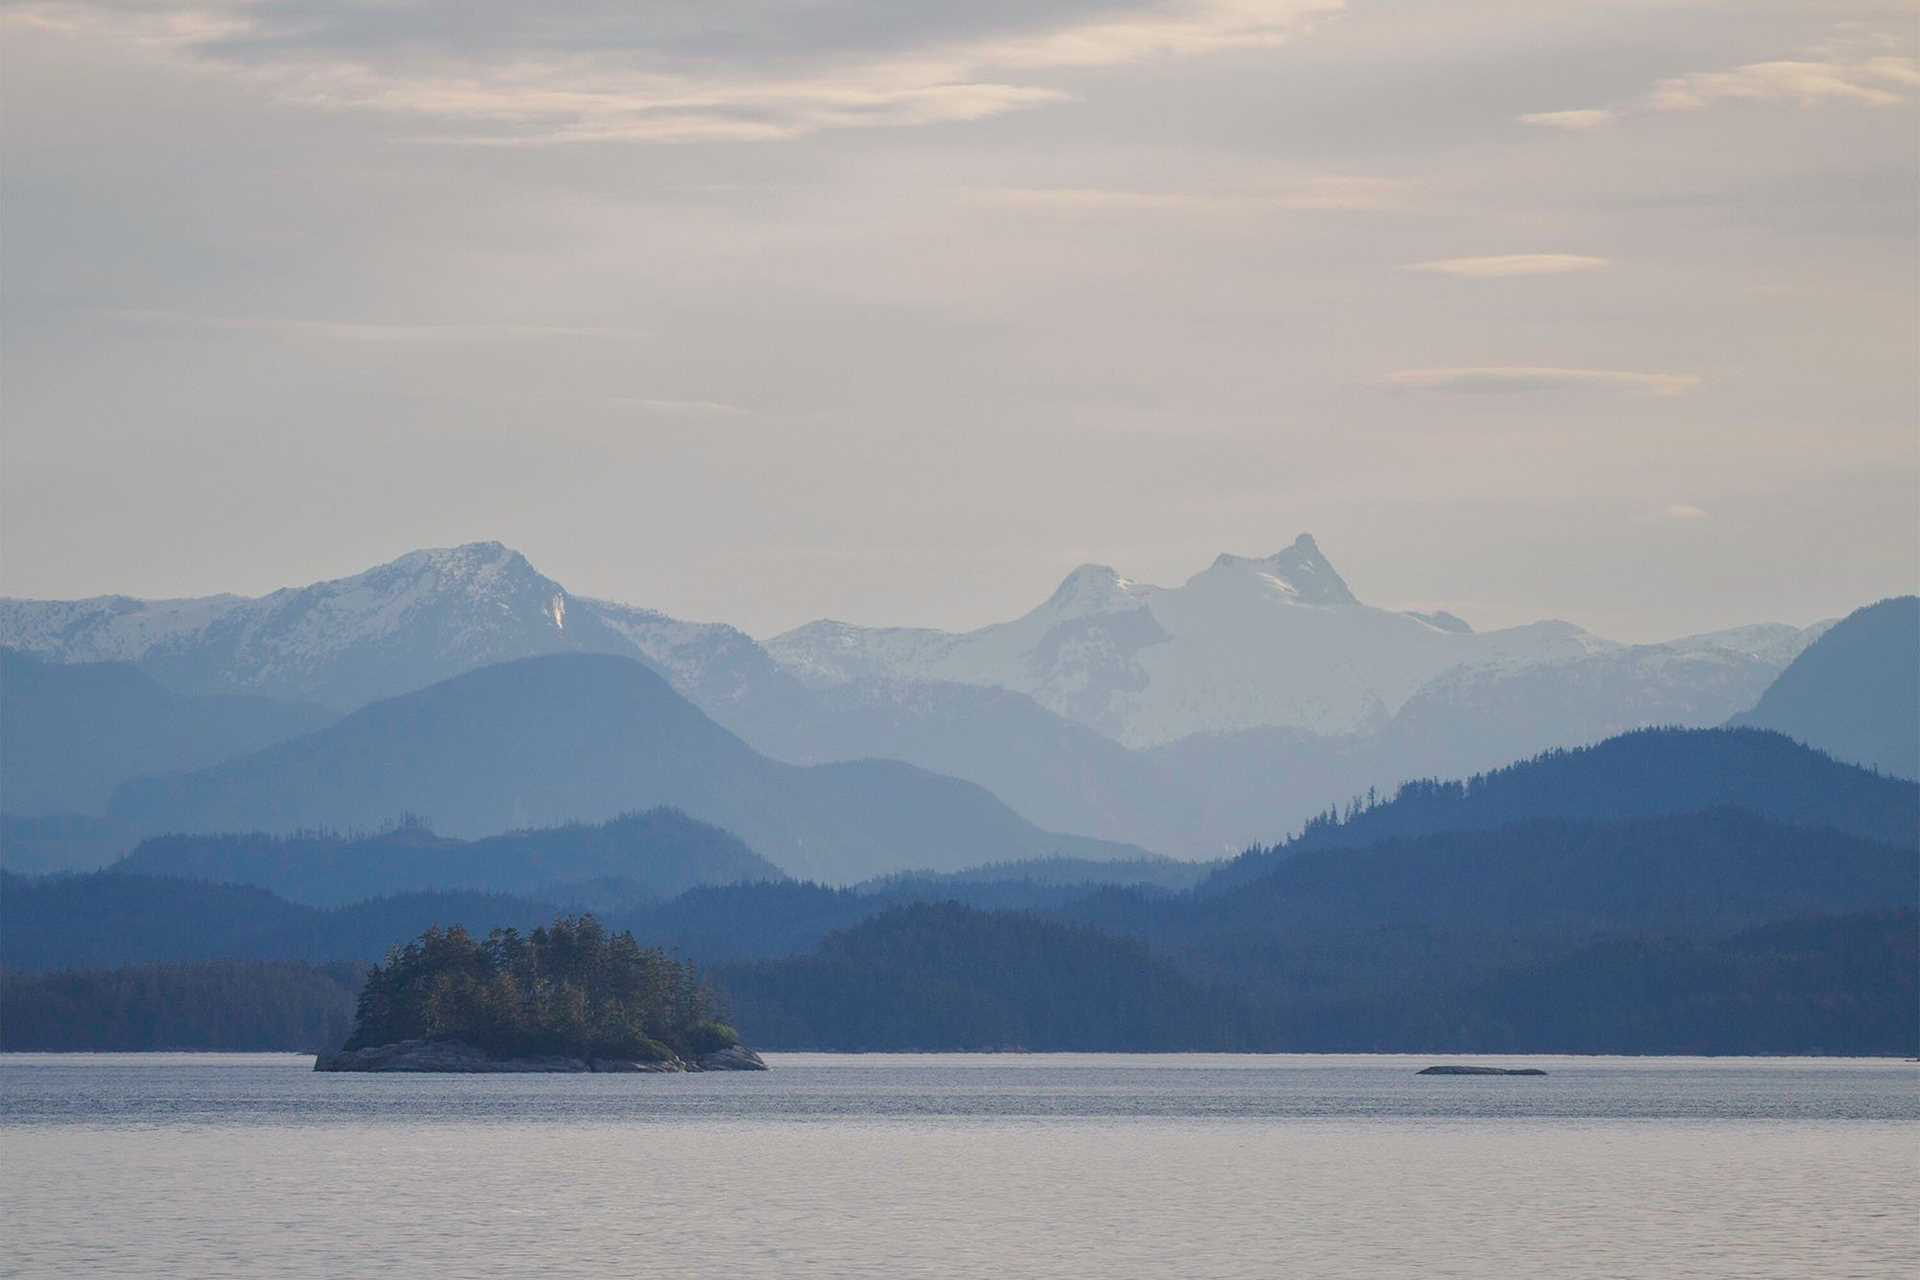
[116, 808, 783, 906]
[1206, 727, 1920, 893]
[7, 727, 1914, 1057]
[1, 962, 360, 1052]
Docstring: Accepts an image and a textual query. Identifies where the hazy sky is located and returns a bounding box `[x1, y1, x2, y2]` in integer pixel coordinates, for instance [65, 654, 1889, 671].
[3, 0, 1915, 642]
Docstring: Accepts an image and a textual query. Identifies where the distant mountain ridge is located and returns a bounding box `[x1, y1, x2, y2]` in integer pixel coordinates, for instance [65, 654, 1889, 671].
[766, 534, 1824, 748]
[3, 539, 1836, 857]
[116, 809, 784, 907]
[107, 653, 1148, 882]
[0, 649, 336, 815]
[1732, 596, 1919, 780]
[1204, 726, 1920, 893]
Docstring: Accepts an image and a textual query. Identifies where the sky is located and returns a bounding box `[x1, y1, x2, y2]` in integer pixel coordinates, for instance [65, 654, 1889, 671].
[2, 0, 1915, 643]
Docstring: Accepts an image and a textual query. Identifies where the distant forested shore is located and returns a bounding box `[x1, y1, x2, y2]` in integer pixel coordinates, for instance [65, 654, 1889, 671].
[5, 728, 1916, 1059]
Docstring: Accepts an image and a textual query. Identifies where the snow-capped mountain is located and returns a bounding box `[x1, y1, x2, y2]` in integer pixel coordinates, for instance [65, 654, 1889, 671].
[0, 543, 591, 709]
[767, 534, 1617, 747]
[0, 543, 792, 714]
[3, 537, 1832, 858]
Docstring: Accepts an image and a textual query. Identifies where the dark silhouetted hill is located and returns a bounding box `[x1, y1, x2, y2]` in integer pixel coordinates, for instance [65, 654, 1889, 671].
[0, 870, 557, 971]
[116, 809, 783, 906]
[0, 962, 361, 1052]
[1206, 727, 1918, 892]
[717, 901, 1250, 1051]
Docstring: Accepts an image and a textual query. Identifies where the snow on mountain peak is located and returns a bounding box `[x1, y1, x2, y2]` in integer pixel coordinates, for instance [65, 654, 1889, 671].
[1197, 533, 1358, 606]
[1045, 564, 1152, 616]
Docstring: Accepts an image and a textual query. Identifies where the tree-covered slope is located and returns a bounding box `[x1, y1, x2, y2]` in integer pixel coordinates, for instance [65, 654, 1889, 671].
[717, 901, 1250, 1051]
[1732, 596, 1919, 780]
[1206, 727, 1919, 892]
[116, 809, 783, 907]
[0, 870, 558, 971]
[0, 962, 360, 1052]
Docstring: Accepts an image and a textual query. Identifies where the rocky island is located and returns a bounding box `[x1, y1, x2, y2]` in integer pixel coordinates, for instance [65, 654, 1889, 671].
[1417, 1065, 1548, 1076]
[315, 915, 766, 1073]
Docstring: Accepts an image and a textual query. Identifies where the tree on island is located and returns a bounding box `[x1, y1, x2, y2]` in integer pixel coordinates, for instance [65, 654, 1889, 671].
[344, 914, 741, 1064]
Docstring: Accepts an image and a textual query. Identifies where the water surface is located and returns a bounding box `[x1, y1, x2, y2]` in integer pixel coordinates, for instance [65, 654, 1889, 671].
[3, 1053, 1914, 1278]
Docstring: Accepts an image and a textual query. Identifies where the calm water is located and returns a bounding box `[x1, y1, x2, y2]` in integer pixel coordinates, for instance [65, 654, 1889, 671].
[2, 1054, 1915, 1278]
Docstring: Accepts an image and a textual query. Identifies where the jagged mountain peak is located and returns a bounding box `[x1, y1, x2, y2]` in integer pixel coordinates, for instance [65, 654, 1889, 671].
[1044, 563, 1153, 615]
[1197, 533, 1358, 606]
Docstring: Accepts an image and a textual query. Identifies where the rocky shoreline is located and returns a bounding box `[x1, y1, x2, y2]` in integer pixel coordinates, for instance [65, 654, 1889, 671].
[314, 1038, 768, 1074]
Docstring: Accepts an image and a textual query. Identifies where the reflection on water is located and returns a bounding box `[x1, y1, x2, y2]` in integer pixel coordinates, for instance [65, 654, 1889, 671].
[3, 1054, 1916, 1279]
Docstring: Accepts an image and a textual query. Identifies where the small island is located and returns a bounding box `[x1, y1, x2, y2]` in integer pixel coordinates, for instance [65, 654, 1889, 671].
[1417, 1065, 1548, 1076]
[315, 915, 766, 1073]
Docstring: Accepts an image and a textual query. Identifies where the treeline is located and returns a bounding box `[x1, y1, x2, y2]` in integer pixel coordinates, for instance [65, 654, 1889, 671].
[1208, 727, 1920, 892]
[0, 962, 360, 1052]
[347, 915, 736, 1062]
[717, 902, 1250, 1051]
[115, 808, 784, 907]
[7, 793, 1915, 1056]
[0, 871, 560, 971]
[718, 904, 1917, 1056]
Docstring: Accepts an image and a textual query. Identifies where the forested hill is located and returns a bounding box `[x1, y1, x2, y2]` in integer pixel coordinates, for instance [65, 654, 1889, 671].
[715, 899, 1916, 1056]
[716, 902, 1251, 1051]
[1181, 810, 1915, 941]
[1206, 727, 1919, 893]
[0, 963, 359, 1052]
[116, 809, 783, 907]
[0, 871, 558, 971]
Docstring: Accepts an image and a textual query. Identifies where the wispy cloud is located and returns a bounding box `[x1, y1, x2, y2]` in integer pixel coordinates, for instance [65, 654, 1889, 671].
[107, 308, 651, 343]
[1517, 108, 1616, 131]
[1404, 254, 1609, 278]
[1387, 367, 1702, 397]
[1520, 30, 1917, 128]
[9, 1, 1346, 144]
[979, 175, 1400, 213]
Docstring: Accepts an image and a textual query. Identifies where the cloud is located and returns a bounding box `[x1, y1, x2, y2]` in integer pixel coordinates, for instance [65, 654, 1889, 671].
[1404, 254, 1609, 278]
[1387, 367, 1702, 397]
[8, 0, 1346, 144]
[1519, 30, 1917, 128]
[1650, 55, 1919, 112]
[106, 308, 651, 343]
[1518, 109, 1616, 131]
[978, 175, 1400, 213]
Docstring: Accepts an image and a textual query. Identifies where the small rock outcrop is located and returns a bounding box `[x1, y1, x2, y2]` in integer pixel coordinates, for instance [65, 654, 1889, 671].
[314, 1037, 769, 1073]
[315, 1039, 588, 1073]
[696, 1044, 769, 1071]
[1417, 1064, 1548, 1076]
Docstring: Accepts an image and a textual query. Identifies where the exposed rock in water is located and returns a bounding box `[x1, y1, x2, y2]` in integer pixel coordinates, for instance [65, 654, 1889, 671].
[1417, 1064, 1548, 1076]
[313, 1038, 769, 1073]
[696, 1044, 769, 1071]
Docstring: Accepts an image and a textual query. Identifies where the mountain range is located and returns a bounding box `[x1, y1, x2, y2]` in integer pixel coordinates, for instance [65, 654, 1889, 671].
[0, 538, 1851, 858]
